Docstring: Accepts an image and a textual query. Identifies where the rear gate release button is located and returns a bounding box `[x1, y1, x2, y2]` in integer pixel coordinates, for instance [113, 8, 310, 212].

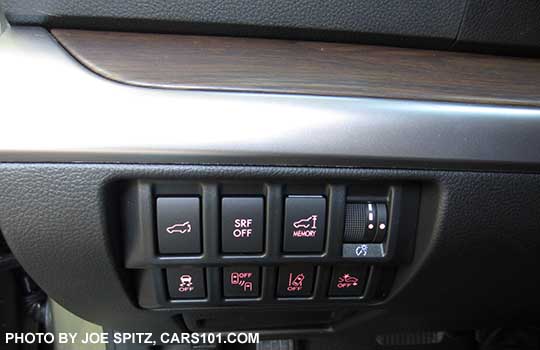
[157, 197, 201, 254]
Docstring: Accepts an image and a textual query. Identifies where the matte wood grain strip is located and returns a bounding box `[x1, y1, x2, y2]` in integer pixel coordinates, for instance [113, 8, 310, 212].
[52, 29, 540, 106]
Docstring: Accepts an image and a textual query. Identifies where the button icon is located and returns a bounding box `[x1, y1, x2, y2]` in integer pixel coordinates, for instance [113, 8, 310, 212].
[356, 244, 369, 256]
[342, 243, 384, 258]
[287, 273, 305, 292]
[336, 274, 359, 289]
[166, 267, 206, 299]
[231, 272, 254, 291]
[293, 215, 318, 229]
[277, 265, 315, 297]
[166, 221, 192, 234]
[328, 266, 368, 297]
[178, 274, 194, 292]
[292, 215, 318, 237]
[223, 266, 260, 298]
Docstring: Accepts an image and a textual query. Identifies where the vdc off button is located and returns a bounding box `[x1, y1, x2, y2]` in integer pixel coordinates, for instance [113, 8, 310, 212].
[221, 197, 264, 253]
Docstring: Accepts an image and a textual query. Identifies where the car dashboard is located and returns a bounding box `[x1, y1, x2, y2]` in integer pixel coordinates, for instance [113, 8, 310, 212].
[1, 2, 540, 349]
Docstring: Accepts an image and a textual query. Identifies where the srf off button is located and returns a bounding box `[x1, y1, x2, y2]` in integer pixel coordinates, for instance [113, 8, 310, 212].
[221, 198, 264, 253]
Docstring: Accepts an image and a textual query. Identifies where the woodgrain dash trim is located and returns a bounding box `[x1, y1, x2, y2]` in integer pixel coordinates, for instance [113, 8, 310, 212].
[52, 29, 540, 106]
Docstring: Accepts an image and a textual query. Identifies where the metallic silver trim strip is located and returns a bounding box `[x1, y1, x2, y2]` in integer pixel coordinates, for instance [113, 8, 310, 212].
[2, 26, 540, 169]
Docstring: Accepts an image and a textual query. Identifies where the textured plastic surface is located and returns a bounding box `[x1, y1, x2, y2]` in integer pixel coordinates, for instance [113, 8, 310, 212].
[3, 0, 464, 48]
[0, 163, 539, 335]
[376, 331, 445, 346]
[5, 0, 540, 55]
[456, 0, 540, 56]
[343, 204, 369, 243]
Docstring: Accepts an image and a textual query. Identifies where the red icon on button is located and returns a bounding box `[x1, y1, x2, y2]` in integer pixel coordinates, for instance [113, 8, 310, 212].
[178, 274, 195, 293]
[230, 271, 254, 292]
[292, 215, 318, 238]
[336, 274, 359, 289]
[287, 273, 305, 291]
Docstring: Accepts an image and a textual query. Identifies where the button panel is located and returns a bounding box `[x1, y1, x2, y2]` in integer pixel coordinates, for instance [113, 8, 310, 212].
[221, 197, 264, 253]
[157, 197, 201, 254]
[130, 181, 418, 308]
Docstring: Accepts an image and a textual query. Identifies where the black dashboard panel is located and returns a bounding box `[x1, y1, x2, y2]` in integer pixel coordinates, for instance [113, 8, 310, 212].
[3, 0, 465, 48]
[455, 0, 540, 56]
[1, 21, 540, 343]
[4, 0, 540, 55]
[1, 163, 539, 336]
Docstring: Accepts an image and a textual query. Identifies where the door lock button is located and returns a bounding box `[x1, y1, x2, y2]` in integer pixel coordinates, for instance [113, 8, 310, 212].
[283, 196, 326, 253]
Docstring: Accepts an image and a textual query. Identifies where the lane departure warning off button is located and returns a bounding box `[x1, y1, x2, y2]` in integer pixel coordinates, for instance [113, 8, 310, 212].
[283, 196, 326, 253]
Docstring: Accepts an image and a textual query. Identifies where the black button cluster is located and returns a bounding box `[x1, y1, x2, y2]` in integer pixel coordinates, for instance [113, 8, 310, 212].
[165, 265, 370, 300]
[154, 195, 386, 301]
[156, 195, 328, 255]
